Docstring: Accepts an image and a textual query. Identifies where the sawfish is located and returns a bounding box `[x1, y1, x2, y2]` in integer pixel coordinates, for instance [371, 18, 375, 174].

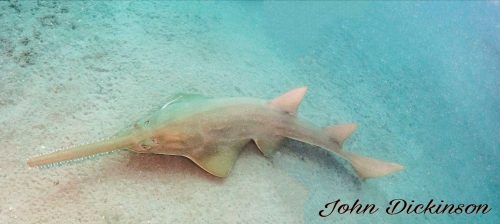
[28, 87, 404, 179]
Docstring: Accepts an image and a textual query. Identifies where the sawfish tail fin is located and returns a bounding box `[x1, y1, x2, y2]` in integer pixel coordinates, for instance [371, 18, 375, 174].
[27, 136, 133, 167]
[325, 124, 404, 179]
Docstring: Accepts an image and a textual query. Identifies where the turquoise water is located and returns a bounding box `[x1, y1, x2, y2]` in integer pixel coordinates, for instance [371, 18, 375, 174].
[0, 1, 498, 223]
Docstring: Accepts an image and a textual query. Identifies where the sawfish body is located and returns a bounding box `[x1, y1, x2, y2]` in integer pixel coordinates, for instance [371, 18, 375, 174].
[28, 87, 404, 179]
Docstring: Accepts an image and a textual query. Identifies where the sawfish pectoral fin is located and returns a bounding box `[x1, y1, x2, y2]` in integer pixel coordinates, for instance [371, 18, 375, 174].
[186, 141, 247, 177]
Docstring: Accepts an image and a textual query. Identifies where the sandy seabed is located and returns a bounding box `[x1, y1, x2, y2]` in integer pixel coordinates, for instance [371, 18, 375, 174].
[1, 1, 498, 223]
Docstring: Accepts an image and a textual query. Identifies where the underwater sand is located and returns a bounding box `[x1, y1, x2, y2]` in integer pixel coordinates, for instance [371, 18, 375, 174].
[0, 1, 498, 223]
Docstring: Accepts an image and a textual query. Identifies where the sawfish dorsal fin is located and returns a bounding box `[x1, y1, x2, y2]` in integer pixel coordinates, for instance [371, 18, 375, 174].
[269, 87, 308, 115]
[186, 141, 248, 177]
[324, 123, 358, 145]
[255, 87, 308, 157]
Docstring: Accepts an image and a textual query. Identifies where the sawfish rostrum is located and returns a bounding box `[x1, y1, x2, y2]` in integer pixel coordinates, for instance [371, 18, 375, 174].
[28, 87, 404, 179]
